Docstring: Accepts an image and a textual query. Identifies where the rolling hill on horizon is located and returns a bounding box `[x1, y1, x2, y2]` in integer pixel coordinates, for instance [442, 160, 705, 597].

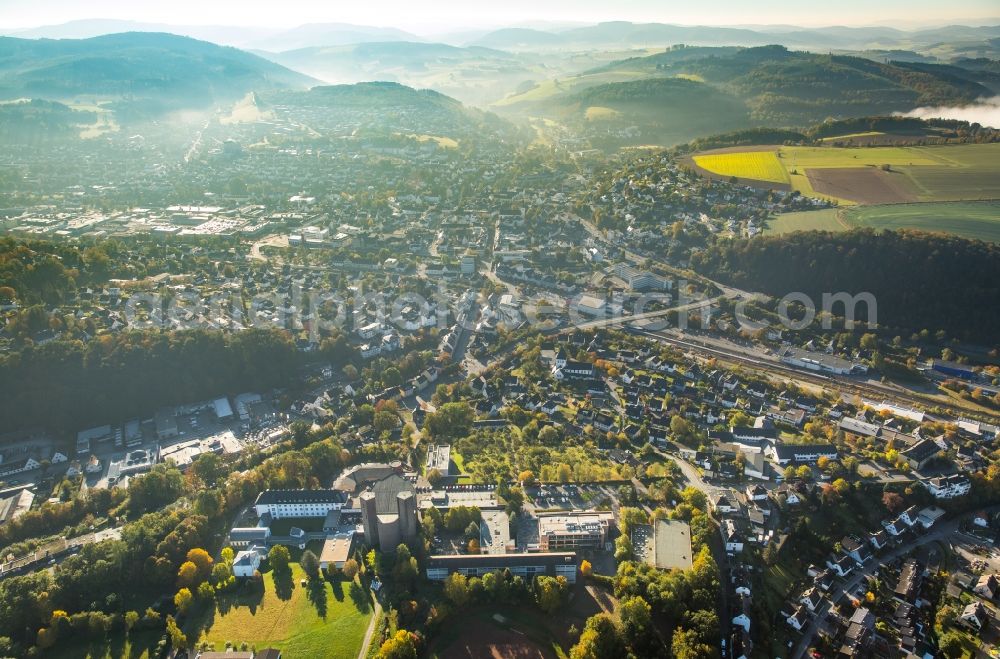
[470, 20, 1000, 54]
[260, 41, 547, 106]
[0, 32, 316, 117]
[494, 44, 995, 148]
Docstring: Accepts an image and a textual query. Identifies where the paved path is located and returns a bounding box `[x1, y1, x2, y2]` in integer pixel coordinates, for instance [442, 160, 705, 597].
[357, 597, 382, 659]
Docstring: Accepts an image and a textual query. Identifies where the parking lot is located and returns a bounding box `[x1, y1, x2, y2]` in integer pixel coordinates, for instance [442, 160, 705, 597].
[523, 483, 615, 512]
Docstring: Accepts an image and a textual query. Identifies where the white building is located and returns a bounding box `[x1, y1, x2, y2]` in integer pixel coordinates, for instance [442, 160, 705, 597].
[253, 489, 347, 519]
[924, 474, 971, 499]
[232, 548, 262, 578]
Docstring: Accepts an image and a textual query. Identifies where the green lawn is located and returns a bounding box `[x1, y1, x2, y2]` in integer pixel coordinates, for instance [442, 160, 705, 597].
[842, 201, 1000, 242]
[766, 209, 846, 234]
[47, 629, 162, 659]
[193, 563, 372, 657]
[767, 201, 1000, 242]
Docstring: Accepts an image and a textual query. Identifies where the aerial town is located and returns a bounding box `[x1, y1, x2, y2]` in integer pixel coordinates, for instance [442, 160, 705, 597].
[2, 5, 1000, 659]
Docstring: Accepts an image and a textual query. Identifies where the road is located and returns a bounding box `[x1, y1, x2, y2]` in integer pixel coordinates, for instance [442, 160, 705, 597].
[790, 508, 1000, 659]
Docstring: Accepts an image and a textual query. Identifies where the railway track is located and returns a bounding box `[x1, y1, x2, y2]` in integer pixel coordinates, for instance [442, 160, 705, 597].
[636, 329, 999, 422]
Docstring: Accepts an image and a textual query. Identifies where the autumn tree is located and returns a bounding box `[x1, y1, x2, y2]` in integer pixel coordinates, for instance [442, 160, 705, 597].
[177, 561, 198, 588]
[444, 572, 469, 607]
[882, 491, 904, 513]
[378, 629, 417, 659]
[166, 615, 187, 649]
[185, 548, 213, 582]
[173, 588, 193, 615]
[269, 545, 291, 575]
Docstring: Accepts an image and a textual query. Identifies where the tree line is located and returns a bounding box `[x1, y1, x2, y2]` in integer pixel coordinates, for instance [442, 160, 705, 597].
[0, 327, 299, 433]
[691, 229, 1000, 342]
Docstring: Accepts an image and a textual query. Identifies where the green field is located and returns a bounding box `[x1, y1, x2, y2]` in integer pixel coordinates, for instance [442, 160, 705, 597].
[818, 131, 884, 142]
[766, 209, 846, 234]
[692, 151, 788, 183]
[493, 70, 651, 107]
[767, 201, 1000, 242]
[695, 143, 1000, 205]
[584, 105, 621, 121]
[195, 563, 372, 656]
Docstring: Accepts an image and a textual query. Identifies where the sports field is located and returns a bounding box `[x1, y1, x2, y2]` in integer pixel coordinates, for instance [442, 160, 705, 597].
[692, 143, 1000, 205]
[766, 200, 1000, 242]
[692, 151, 788, 184]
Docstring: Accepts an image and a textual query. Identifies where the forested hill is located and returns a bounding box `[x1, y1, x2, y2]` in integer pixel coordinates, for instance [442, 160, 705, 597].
[0, 32, 315, 112]
[0, 329, 300, 433]
[690, 230, 1000, 342]
[496, 44, 995, 149]
[595, 45, 992, 125]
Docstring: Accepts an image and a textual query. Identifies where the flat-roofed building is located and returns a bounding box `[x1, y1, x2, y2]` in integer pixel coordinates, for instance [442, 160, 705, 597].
[0, 488, 34, 525]
[228, 526, 270, 548]
[632, 519, 693, 571]
[537, 511, 613, 551]
[77, 425, 112, 455]
[319, 533, 355, 571]
[426, 552, 578, 584]
[425, 445, 451, 476]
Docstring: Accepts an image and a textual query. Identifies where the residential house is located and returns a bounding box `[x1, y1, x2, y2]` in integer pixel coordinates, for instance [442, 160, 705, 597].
[722, 520, 744, 553]
[960, 602, 989, 632]
[925, 474, 971, 500]
[786, 605, 809, 631]
[975, 574, 999, 600]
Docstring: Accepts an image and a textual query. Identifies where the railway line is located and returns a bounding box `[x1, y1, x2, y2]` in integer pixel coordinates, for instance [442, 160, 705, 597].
[635, 329, 999, 422]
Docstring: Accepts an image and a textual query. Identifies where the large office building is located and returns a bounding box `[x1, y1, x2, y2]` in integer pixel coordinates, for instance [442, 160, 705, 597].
[426, 552, 579, 584]
[537, 511, 613, 551]
[253, 489, 347, 519]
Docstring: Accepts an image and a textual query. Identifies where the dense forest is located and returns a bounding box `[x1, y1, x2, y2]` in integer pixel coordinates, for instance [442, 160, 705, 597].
[0, 328, 299, 433]
[691, 229, 1000, 342]
[677, 116, 1000, 153]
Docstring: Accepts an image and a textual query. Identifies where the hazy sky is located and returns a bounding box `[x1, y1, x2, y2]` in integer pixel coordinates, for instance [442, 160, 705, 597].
[2, 0, 999, 32]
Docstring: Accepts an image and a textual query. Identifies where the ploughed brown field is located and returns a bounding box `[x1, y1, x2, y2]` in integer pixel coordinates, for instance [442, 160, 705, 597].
[805, 167, 915, 204]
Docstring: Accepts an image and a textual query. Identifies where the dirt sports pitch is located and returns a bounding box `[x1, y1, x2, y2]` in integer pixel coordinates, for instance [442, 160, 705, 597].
[435, 615, 551, 659]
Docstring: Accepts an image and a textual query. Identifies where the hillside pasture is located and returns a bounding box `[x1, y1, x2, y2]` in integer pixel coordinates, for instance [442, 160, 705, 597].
[766, 201, 1000, 242]
[765, 209, 846, 234]
[584, 106, 621, 121]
